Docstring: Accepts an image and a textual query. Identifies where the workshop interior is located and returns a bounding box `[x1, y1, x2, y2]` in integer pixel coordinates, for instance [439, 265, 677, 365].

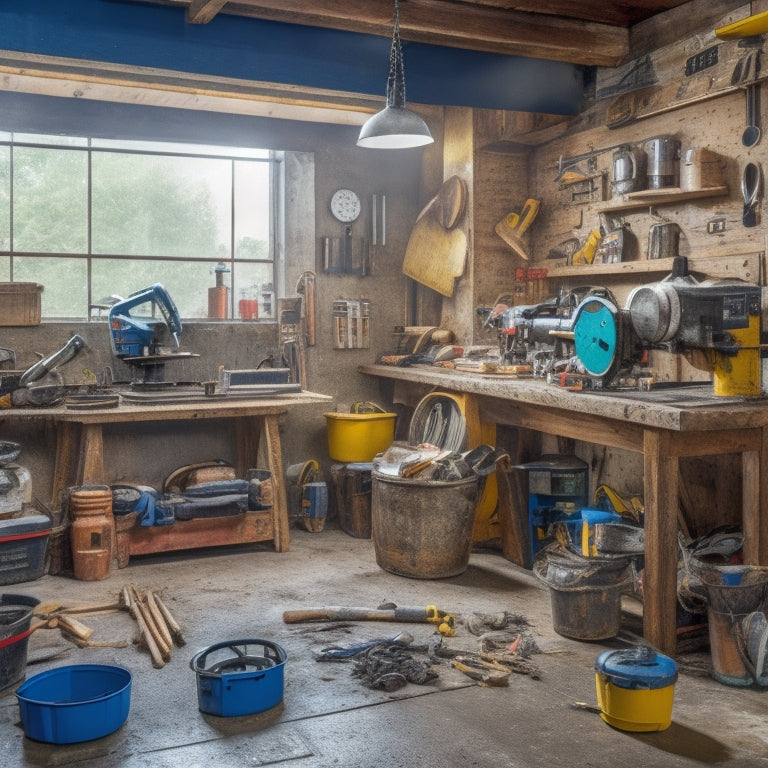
[2, 1, 768, 766]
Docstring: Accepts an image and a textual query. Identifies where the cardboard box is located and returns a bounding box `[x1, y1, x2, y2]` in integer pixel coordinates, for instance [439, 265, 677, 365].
[0, 283, 43, 326]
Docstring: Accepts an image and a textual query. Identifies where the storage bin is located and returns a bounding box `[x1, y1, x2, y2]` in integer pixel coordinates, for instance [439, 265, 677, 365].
[325, 411, 396, 462]
[331, 462, 373, 539]
[190, 639, 287, 717]
[0, 283, 43, 326]
[0, 593, 39, 692]
[595, 646, 678, 731]
[16, 664, 132, 743]
[0, 515, 51, 585]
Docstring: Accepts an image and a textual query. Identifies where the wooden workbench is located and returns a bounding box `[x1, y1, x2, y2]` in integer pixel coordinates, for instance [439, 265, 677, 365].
[1, 390, 331, 556]
[360, 363, 768, 655]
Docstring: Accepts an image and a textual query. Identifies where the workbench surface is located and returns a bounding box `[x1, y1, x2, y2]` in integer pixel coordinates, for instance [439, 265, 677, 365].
[360, 363, 768, 656]
[1, 390, 332, 555]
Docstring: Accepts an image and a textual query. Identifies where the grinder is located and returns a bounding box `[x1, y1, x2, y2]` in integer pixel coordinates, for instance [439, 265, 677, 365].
[573, 257, 762, 396]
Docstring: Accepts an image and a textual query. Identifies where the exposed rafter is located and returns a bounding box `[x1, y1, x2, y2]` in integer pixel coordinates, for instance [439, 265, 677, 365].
[130, 0, 638, 67]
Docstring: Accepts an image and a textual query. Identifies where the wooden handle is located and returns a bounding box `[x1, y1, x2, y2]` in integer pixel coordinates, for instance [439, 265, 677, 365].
[283, 609, 336, 623]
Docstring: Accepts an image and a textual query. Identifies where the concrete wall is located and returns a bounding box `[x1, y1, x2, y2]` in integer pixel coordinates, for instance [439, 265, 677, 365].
[1, 135, 428, 507]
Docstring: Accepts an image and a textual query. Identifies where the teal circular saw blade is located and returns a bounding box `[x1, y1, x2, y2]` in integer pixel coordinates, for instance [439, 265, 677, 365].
[573, 296, 620, 379]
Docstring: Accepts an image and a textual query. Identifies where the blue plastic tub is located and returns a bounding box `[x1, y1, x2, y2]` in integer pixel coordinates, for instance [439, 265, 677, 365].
[190, 639, 287, 717]
[16, 664, 132, 743]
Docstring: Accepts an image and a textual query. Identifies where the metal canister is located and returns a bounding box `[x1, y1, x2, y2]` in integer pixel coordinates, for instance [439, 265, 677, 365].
[644, 136, 681, 189]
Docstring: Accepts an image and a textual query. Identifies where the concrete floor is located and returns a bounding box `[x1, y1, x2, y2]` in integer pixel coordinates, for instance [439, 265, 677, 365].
[1, 525, 767, 768]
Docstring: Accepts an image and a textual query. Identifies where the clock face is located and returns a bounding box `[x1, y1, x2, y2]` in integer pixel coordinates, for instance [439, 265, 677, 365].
[331, 188, 361, 223]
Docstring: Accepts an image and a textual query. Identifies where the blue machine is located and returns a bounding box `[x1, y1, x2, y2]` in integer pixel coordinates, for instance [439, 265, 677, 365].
[517, 454, 589, 566]
[108, 284, 182, 358]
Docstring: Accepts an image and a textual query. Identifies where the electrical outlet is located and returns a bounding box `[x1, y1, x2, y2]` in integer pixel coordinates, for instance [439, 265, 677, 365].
[707, 218, 726, 234]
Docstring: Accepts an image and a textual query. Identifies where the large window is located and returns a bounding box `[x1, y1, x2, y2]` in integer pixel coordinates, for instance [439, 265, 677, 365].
[0, 133, 281, 320]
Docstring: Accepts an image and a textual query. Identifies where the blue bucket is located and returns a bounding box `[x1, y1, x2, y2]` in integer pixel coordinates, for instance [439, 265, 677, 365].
[16, 664, 132, 743]
[190, 639, 287, 717]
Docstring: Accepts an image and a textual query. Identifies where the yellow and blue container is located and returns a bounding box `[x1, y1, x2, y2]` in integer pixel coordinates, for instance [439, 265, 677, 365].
[595, 646, 678, 732]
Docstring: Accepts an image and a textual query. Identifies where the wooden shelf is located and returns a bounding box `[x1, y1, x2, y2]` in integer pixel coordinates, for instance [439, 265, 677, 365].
[543, 252, 760, 281]
[602, 186, 728, 212]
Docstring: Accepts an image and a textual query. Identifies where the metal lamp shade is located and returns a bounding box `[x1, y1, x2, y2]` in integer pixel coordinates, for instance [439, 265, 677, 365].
[357, 0, 433, 149]
[357, 106, 433, 148]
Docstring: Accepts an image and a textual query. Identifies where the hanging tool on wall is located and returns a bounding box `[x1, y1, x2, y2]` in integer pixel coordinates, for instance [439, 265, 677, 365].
[494, 198, 540, 260]
[296, 270, 316, 346]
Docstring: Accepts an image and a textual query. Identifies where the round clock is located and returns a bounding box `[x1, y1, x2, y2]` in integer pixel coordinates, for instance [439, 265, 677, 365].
[330, 188, 361, 223]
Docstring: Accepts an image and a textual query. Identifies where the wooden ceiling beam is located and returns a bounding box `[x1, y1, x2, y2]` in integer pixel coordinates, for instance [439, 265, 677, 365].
[133, 0, 631, 66]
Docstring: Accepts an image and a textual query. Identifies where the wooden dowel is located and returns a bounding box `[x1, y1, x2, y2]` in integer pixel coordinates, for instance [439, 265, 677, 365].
[154, 593, 185, 647]
[129, 585, 171, 661]
[146, 591, 173, 651]
[57, 615, 94, 641]
[125, 584, 167, 667]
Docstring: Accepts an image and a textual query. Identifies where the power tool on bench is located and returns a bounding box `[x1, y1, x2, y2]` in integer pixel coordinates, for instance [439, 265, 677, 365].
[108, 284, 196, 382]
[571, 256, 762, 396]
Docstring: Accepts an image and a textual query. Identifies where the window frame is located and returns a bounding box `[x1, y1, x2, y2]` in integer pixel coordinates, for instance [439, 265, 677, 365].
[0, 132, 283, 322]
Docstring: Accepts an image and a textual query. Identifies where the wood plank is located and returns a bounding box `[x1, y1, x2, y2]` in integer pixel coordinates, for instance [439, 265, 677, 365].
[263, 414, 290, 552]
[128, 511, 273, 557]
[741, 448, 761, 564]
[77, 424, 105, 486]
[546, 252, 760, 281]
[147, 0, 630, 66]
[187, 0, 227, 24]
[600, 7, 761, 127]
[51, 420, 78, 509]
[480, 398, 645, 453]
[642, 429, 680, 655]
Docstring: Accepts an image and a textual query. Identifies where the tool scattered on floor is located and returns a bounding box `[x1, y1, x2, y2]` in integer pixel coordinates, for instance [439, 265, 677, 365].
[120, 584, 185, 668]
[282, 602, 457, 635]
[27, 598, 122, 647]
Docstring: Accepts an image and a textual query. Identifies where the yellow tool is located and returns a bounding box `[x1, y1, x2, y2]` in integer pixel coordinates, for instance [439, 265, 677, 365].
[572, 230, 602, 265]
[594, 485, 643, 523]
[495, 198, 540, 260]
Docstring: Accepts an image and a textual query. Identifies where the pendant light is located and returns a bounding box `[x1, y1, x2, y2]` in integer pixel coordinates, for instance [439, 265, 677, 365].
[357, 0, 434, 149]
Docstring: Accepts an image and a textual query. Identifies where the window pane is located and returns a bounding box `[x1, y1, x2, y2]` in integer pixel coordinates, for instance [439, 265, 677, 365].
[91, 153, 232, 259]
[235, 160, 270, 260]
[233, 263, 276, 320]
[0, 146, 9, 252]
[12, 148, 87, 253]
[92, 258, 231, 319]
[12, 256, 87, 317]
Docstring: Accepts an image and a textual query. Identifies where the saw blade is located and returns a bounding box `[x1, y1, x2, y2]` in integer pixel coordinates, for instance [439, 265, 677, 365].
[573, 296, 621, 380]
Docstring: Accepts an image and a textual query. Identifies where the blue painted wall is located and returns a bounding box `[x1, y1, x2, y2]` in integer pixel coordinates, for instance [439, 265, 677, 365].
[0, 0, 583, 115]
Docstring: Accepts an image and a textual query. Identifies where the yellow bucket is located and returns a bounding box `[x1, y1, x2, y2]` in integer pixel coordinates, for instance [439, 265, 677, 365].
[325, 411, 397, 463]
[594, 647, 677, 732]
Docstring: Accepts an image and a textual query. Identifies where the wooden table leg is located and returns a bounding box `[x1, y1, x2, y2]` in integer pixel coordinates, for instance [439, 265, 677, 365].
[234, 415, 262, 478]
[742, 428, 768, 565]
[77, 423, 105, 486]
[643, 428, 679, 656]
[263, 414, 290, 552]
[51, 421, 79, 508]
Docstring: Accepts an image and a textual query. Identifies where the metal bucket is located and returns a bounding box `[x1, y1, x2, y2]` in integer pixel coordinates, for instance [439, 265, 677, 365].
[371, 471, 479, 578]
[694, 563, 768, 686]
[534, 545, 634, 640]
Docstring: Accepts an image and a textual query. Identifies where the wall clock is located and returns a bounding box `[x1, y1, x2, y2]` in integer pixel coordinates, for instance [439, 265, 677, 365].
[330, 188, 362, 223]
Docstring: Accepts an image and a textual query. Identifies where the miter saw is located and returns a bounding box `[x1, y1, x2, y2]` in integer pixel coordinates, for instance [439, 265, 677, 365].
[572, 257, 762, 396]
[482, 286, 611, 379]
[109, 284, 197, 382]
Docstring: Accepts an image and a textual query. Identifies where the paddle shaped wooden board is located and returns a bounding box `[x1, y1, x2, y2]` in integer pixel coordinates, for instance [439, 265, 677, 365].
[402, 211, 468, 296]
[402, 176, 468, 296]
